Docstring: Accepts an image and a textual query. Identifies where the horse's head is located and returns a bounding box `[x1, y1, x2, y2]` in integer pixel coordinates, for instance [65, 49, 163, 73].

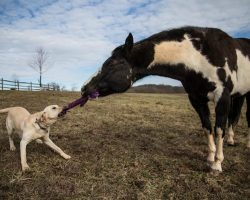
[81, 33, 134, 97]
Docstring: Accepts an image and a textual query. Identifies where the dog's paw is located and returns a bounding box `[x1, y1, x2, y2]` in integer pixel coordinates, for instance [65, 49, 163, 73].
[35, 139, 43, 144]
[10, 146, 16, 151]
[22, 165, 30, 172]
[63, 154, 71, 160]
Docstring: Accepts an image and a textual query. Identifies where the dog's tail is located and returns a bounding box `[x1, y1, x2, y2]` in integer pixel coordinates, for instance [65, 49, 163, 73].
[0, 108, 11, 114]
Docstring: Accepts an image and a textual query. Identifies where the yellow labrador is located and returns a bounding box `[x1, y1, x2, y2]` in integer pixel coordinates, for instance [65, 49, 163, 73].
[0, 105, 71, 171]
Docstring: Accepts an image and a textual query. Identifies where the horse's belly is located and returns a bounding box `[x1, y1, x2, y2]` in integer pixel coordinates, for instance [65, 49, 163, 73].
[231, 50, 250, 95]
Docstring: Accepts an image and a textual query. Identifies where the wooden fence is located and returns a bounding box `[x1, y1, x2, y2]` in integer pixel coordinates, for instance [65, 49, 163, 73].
[0, 78, 60, 91]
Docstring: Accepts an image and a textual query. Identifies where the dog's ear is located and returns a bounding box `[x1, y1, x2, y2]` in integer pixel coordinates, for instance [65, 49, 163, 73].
[40, 112, 48, 123]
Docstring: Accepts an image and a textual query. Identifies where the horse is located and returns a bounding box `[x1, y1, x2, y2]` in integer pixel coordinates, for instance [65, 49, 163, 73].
[81, 26, 250, 172]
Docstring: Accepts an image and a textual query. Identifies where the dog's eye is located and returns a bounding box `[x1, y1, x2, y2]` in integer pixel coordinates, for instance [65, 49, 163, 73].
[52, 107, 56, 110]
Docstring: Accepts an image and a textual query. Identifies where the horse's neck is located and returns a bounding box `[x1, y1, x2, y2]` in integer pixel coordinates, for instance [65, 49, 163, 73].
[132, 59, 185, 83]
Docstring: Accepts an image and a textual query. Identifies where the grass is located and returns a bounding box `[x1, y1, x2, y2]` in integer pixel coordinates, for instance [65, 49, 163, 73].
[0, 91, 249, 199]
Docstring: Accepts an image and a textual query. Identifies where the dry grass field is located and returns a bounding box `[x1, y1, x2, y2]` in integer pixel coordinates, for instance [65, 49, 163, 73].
[0, 91, 249, 199]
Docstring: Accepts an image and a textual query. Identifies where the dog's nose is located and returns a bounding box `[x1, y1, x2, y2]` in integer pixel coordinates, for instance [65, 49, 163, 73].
[58, 107, 66, 117]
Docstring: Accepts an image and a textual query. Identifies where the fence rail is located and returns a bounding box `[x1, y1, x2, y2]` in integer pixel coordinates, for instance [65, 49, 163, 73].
[0, 78, 60, 91]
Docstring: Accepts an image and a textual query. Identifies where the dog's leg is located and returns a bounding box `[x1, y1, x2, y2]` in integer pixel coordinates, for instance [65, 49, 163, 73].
[35, 139, 43, 144]
[6, 120, 16, 151]
[8, 135, 16, 151]
[20, 139, 30, 171]
[43, 137, 71, 159]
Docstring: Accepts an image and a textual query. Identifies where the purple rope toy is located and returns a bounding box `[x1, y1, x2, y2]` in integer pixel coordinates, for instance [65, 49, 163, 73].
[58, 91, 99, 117]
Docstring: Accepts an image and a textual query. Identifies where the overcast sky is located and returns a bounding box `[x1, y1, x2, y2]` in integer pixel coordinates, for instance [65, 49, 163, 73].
[0, 0, 250, 90]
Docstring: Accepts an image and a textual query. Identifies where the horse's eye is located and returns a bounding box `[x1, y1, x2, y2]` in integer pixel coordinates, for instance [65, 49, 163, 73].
[52, 107, 56, 110]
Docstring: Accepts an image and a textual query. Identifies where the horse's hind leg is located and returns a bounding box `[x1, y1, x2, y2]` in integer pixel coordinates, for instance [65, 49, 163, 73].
[245, 92, 250, 148]
[227, 96, 245, 146]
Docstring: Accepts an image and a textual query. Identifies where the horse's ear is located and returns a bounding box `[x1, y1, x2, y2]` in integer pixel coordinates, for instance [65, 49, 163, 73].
[124, 33, 133, 56]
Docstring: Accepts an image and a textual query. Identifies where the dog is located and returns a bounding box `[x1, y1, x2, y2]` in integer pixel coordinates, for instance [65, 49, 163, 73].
[0, 105, 71, 171]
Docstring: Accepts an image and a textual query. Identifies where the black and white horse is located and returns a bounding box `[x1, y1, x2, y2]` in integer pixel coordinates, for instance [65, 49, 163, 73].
[81, 27, 250, 172]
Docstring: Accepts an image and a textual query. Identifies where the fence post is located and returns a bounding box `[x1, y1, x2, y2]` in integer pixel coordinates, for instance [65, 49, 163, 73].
[30, 82, 32, 91]
[48, 84, 49, 91]
[17, 81, 19, 91]
[1, 78, 3, 90]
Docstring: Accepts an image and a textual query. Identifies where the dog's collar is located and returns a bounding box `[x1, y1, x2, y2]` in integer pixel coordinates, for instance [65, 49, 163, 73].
[35, 120, 49, 132]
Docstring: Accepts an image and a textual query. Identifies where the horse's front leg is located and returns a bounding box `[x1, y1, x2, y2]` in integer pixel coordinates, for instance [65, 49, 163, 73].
[211, 88, 230, 172]
[188, 94, 215, 163]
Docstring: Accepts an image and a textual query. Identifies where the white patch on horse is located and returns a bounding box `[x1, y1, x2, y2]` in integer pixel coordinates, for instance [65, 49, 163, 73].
[213, 86, 224, 104]
[227, 125, 235, 145]
[148, 34, 223, 100]
[126, 68, 133, 85]
[232, 50, 250, 95]
[207, 131, 216, 163]
[148, 35, 250, 99]
[223, 57, 237, 91]
[207, 92, 214, 101]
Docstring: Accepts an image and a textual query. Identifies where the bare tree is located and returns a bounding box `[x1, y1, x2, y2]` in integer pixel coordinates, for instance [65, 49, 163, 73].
[29, 47, 49, 87]
[48, 82, 60, 91]
[61, 85, 66, 91]
[71, 84, 77, 92]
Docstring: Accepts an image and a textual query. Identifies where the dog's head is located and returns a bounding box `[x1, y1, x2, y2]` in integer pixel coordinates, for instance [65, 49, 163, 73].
[40, 105, 62, 126]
